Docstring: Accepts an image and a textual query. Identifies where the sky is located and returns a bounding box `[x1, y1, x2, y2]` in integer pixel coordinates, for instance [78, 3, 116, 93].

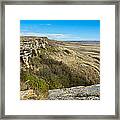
[20, 20, 100, 41]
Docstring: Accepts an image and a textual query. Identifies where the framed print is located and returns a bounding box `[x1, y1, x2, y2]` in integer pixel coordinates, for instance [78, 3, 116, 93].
[0, 0, 119, 119]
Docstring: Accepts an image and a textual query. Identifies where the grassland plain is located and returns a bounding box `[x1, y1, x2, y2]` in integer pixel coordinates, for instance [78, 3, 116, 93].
[20, 36, 100, 100]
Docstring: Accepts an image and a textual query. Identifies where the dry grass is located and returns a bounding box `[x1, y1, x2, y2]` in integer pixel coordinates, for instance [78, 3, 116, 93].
[20, 36, 100, 99]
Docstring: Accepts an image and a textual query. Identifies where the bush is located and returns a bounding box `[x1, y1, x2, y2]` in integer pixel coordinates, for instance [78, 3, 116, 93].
[48, 74, 63, 89]
[20, 71, 49, 99]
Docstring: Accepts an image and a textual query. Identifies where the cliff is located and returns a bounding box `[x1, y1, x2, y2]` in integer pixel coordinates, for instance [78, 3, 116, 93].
[20, 36, 100, 100]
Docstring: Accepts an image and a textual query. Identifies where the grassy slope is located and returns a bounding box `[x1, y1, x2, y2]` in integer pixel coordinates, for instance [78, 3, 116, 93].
[20, 37, 100, 99]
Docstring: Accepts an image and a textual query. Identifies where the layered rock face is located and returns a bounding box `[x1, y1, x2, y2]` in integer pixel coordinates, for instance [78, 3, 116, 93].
[20, 36, 100, 100]
[20, 36, 48, 69]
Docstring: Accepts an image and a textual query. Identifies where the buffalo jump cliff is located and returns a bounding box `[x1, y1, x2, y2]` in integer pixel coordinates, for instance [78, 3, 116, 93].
[20, 36, 100, 100]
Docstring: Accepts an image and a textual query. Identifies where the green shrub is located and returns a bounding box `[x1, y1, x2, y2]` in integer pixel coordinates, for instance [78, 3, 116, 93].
[20, 71, 49, 99]
[48, 74, 63, 89]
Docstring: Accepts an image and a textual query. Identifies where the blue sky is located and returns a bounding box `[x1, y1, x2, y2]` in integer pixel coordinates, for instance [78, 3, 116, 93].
[20, 20, 100, 41]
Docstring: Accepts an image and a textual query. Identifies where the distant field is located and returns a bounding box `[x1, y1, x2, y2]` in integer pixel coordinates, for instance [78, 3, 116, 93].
[53, 40, 100, 74]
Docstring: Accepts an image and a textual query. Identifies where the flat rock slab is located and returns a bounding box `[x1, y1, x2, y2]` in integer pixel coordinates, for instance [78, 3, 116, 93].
[48, 84, 100, 100]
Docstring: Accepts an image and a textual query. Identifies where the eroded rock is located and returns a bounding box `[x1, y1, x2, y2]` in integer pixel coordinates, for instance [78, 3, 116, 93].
[48, 84, 100, 100]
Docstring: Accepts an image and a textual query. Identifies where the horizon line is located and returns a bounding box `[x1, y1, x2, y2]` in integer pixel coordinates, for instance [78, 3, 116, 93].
[20, 35, 100, 42]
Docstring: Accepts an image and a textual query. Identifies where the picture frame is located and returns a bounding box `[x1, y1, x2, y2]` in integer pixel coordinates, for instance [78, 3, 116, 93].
[0, 0, 119, 119]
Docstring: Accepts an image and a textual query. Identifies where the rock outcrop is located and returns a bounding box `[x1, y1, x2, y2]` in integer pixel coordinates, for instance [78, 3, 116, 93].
[20, 36, 48, 69]
[20, 89, 38, 100]
[20, 84, 100, 100]
[48, 84, 100, 100]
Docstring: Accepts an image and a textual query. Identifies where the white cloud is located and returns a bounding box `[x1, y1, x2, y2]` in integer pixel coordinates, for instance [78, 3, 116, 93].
[38, 24, 51, 26]
[20, 32, 82, 41]
[46, 24, 51, 26]
[47, 34, 65, 38]
[20, 32, 67, 38]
